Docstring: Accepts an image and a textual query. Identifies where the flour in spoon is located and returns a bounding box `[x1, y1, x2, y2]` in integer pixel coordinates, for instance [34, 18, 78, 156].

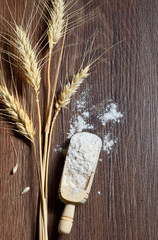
[63, 132, 102, 193]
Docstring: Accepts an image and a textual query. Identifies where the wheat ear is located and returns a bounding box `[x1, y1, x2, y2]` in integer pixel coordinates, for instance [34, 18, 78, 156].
[14, 26, 47, 239]
[14, 25, 41, 94]
[46, 0, 65, 113]
[14, 26, 43, 192]
[47, 0, 65, 51]
[55, 65, 90, 110]
[0, 85, 35, 142]
[44, 65, 90, 197]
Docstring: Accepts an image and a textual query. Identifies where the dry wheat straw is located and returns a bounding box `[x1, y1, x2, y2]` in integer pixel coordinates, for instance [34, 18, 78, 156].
[44, 65, 90, 198]
[46, 0, 65, 114]
[14, 26, 41, 93]
[13, 25, 47, 239]
[14, 25, 43, 193]
[47, 0, 65, 51]
[0, 85, 35, 142]
[55, 65, 90, 109]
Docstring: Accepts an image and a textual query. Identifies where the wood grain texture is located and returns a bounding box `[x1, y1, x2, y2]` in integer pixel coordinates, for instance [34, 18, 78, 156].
[0, 0, 157, 239]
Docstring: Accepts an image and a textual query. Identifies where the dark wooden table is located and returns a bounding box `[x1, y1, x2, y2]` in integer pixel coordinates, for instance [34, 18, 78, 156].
[0, 0, 157, 239]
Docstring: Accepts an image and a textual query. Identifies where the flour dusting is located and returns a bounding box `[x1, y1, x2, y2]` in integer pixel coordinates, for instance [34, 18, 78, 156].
[55, 145, 63, 153]
[82, 111, 89, 118]
[76, 100, 86, 111]
[98, 103, 123, 126]
[67, 90, 94, 138]
[58, 90, 124, 195]
[103, 134, 117, 154]
[64, 89, 123, 154]
[67, 115, 94, 138]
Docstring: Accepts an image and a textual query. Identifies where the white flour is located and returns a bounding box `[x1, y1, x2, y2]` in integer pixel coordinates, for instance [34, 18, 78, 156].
[54, 89, 123, 155]
[82, 111, 89, 118]
[103, 134, 117, 154]
[58, 90, 124, 194]
[67, 90, 93, 138]
[98, 103, 123, 126]
[64, 132, 102, 193]
[67, 93, 123, 154]
[67, 115, 94, 138]
[76, 100, 86, 110]
[54, 145, 63, 153]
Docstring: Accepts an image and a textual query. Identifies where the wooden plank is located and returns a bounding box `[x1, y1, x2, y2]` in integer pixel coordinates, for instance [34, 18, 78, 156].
[0, 0, 157, 239]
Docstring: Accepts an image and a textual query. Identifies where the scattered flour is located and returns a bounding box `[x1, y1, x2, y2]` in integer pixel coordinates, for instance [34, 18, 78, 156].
[76, 100, 86, 111]
[59, 91, 124, 195]
[103, 134, 117, 154]
[67, 115, 94, 138]
[67, 90, 94, 138]
[82, 111, 89, 118]
[54, 145, 63, 153]
[63, 132, 102, 193]
[98, 103, 123, 126]
[65, 89, 123, 154]
[75, 89, 88, 111]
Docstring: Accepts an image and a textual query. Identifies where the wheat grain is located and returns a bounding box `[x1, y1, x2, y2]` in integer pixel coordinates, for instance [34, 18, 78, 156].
[12, 162, 18, 174]
[11, 139, 19, 174]
[0, 85, 35, 142]
[21, 186, 30, 195]
[55, 65, 90, 109]
[14, 25, 41, 93]
[47, 0, 65, 51]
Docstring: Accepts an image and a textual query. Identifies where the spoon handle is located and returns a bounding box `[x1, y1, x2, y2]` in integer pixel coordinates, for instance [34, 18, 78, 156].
[58, 203, 76, 234]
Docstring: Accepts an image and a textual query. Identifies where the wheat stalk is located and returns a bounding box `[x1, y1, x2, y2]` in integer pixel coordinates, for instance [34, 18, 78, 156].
[14, 25, 41, 94]
[0, 1, 94, 240]
[46, 0, 65, 113]
[43, 65, 90, 198]
[55, 65, 90, 110]
[14, 25, 44, 198]
[0, 85, 35, 142]
[47, 0, 65, 51]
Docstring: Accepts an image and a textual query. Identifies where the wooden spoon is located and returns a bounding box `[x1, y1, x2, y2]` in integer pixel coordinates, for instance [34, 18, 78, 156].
[58, 132, 102, 234]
